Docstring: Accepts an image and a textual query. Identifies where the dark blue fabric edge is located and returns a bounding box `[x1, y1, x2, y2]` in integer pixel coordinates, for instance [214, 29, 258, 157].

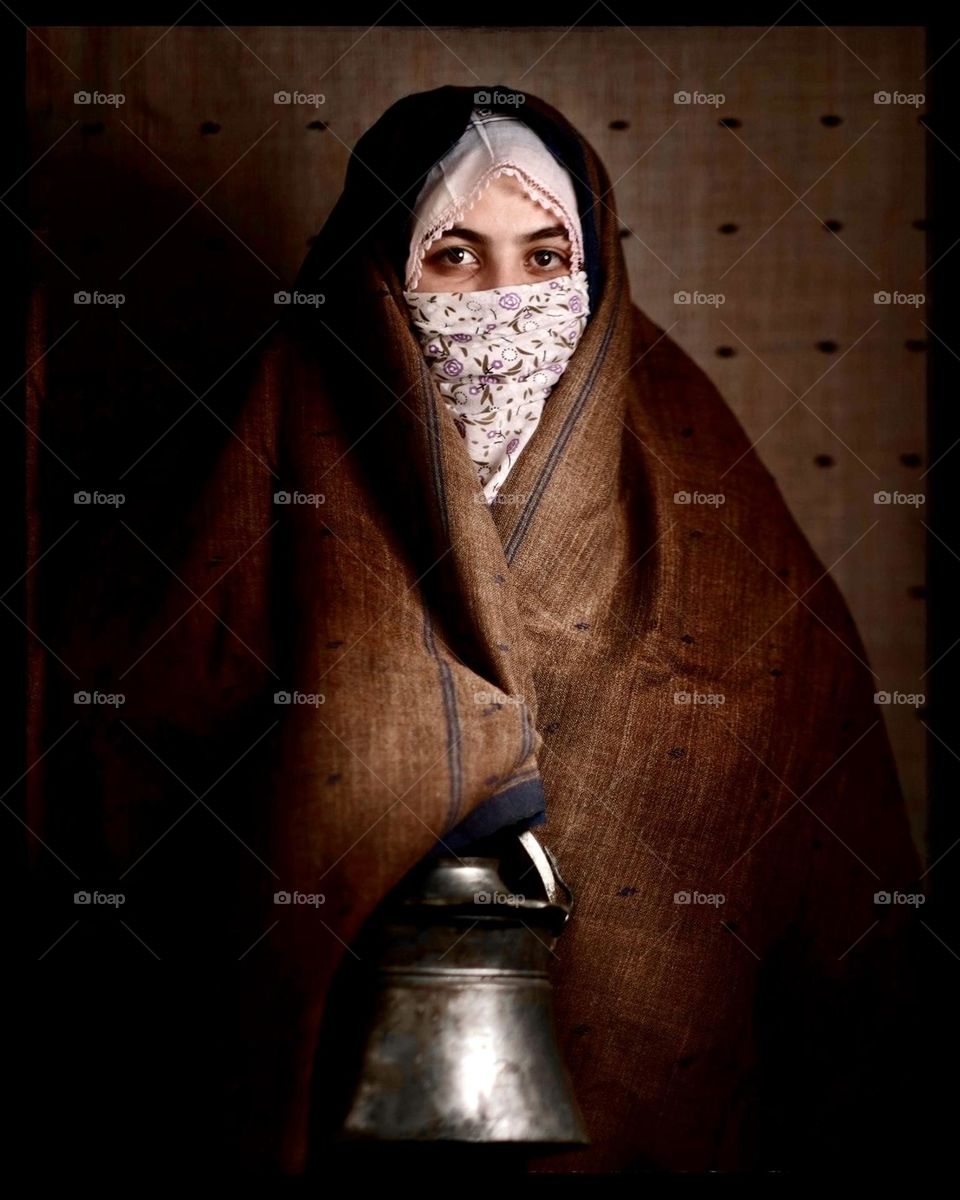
[425, 775, 547, 857]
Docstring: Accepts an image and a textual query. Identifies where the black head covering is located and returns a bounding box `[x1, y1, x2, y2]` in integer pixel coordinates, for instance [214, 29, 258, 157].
[293, 84, 604, 311]
[288, 85, 609, 852]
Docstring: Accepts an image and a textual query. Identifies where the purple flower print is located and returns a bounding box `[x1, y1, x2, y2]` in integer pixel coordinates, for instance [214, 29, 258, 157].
[452, 332, 473, 342]
[479, 375, 497, 385]
[427, 343, 440, 354]
[490, 360, 502, 369]
[569, 295, 582, 314]
[443, 359, 463, 377]
[506, 437, 520, 454]
[498, 292, 521, 309]
[485, 323, 497, 332]
[469, 386, 482, 395]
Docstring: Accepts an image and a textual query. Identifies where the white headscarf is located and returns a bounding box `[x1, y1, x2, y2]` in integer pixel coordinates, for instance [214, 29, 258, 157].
[403, 108, 590, 504]
[404, 108, 584, 291]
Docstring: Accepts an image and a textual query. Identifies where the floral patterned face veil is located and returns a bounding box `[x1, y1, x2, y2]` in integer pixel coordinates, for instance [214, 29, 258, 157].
[402, 108, 591, 503]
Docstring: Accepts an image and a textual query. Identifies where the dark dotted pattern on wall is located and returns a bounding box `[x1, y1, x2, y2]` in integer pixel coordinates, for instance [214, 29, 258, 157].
[23, 23, 925, 840]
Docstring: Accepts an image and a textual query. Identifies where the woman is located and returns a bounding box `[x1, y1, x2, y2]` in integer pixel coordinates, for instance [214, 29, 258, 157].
[402, 107, 591, 506]
[78, 84, 922, 1175]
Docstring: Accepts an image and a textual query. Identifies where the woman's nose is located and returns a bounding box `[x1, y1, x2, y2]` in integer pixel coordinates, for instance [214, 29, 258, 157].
[481, 258, 525, 290]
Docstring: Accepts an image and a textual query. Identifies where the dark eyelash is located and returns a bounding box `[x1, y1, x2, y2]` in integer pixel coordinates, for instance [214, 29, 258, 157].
[431, 246, 476, 264]
[531, 249, 569, 264]
[430, 246, 569, 266]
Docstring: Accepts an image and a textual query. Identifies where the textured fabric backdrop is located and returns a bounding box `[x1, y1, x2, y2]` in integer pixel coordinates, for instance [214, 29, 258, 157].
[25, 23, 927, 844]
[20, 27, 927, 1178]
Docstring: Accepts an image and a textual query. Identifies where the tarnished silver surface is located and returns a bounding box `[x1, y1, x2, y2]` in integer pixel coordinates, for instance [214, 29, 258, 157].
[336, 832, 588, 1146]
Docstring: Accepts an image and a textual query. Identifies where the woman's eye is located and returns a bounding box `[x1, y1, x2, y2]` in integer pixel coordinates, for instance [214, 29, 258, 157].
[437, 246, 479, 267]
[530, 248, 568, 269]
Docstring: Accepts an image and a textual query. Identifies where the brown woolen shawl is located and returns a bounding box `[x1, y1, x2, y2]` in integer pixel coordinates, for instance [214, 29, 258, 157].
[31, 85, 924, 1173]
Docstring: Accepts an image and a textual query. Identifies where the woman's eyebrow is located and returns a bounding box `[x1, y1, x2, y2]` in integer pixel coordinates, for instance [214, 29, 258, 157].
[435, 224, 570, 245]
[519, 224, 569, 243]
[438, 225, 486, 244]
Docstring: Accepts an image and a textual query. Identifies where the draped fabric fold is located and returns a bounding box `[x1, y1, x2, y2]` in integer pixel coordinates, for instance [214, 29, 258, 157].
[27, 83, 924, 1175]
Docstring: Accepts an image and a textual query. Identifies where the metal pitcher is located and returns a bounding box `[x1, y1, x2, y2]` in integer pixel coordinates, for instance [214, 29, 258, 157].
[319, 829, 588, 1150]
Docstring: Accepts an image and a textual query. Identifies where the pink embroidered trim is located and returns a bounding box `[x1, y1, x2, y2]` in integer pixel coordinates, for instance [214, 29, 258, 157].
[407, 164, 584, 291]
